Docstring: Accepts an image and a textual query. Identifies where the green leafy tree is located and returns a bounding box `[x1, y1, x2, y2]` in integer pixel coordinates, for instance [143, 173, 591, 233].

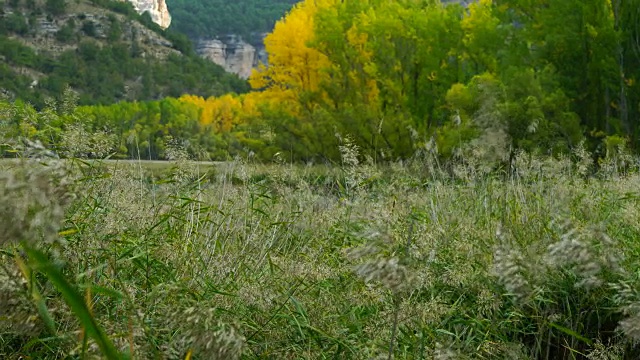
[56, 22, 75, 43]
[81, 20, 97, 37]
[495, 0, 621, 148]
[5, 13, 29, 35]
[106, 16, 122, 42]
[45, 0, 66, 16]
[611, 0, 640, 145]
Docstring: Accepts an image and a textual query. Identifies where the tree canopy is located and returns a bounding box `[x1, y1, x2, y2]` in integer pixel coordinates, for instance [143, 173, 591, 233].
[5, 0, 640, 164]
[167, 0, 299, 40]
[241, 0, 640, 162]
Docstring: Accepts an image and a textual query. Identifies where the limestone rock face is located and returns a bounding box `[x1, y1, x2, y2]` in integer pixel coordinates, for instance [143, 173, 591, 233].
[123, 0, 171, 29]
[196, 35, 267, 80]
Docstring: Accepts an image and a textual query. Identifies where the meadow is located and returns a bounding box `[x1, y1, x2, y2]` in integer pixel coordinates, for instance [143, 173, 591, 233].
[1, 144, 640, 359]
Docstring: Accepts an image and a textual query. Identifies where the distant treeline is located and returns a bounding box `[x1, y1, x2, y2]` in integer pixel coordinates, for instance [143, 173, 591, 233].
[167, 0, 299, 40]
[0, 94, 248, 160]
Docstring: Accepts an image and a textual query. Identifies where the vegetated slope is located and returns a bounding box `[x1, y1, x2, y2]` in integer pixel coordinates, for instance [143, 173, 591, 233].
[167, 0, 299, 39]
[0, 0, 249, 108]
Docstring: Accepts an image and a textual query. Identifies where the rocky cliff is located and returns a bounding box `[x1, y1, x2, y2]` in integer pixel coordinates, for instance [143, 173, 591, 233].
[196, 35, 267, 79]
[123, 0, 171, 29]
[122, 0, 265, 78]
[14, 11, 177, 60]
[0, 0, 249, 107]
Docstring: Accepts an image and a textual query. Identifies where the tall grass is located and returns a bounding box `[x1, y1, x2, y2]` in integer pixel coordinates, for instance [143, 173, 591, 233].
[1, 139, 640, 359]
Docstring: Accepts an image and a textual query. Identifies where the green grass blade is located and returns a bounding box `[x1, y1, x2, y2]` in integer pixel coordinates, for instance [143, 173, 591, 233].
[548, 321, 593, 346]
[23, 245, 125, 360]
[13, 252, 58, 336]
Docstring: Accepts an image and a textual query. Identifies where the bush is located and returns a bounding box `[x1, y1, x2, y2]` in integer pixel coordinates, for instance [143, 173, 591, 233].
[45, 0, 66, 16]
[55, 22, 75, 43]
[80, 20, 96, 37]
[5, 13, 29, 35]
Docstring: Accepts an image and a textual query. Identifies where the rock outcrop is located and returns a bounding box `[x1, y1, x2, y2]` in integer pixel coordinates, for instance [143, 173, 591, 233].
[196, 35, 267, 79]
[23, 12, 177, 59]
[123, 0, 171, 29]
[122, 0, 268, 79]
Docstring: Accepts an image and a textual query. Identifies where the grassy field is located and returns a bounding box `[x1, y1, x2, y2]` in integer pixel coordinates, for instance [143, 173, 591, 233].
[0, 158, 221, 174]
[1, 150, 640, 359]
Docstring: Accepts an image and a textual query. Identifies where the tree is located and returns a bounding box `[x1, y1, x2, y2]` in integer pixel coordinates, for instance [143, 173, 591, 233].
[611, 0, 640, 146]
[45, 0, 66, 16]
[495, 0, 620, 149]
[5, 13, 29, 35]
[56, 22, 75, 43]
[168, 0, 298, 38]
[249, 0, 334, 110]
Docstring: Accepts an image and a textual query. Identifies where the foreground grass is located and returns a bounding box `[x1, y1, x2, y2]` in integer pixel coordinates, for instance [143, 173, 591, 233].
[1, 152, 640, 359]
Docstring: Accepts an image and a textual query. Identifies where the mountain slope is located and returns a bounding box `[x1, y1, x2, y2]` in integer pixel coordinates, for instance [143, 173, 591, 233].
[0, 0, 248, 108]
[167, 0, 298, 40]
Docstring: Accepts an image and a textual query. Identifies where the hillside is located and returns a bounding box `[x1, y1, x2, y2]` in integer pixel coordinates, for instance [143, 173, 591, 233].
[0, 0, 248, 108]
[167, 0, 298, 40]
[167, 0, 471, 41]
[164, 0, 298, 79]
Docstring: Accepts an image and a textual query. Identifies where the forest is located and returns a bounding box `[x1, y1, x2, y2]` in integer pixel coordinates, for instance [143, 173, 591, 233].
[167, 0, 299, 40]
[5, 0, 638, 164]
[242, 0, 640, 162]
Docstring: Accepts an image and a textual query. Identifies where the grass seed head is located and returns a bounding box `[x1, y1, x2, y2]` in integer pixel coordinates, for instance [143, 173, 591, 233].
[0, 140, 73, 248]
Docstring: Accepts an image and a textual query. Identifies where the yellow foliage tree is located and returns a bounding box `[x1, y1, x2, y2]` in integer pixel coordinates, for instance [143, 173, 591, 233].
[180, 94, 243, 132]
[461, 0, 502, 73]
[179, 94, 211, 126]
[249, 0, 337, 113]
